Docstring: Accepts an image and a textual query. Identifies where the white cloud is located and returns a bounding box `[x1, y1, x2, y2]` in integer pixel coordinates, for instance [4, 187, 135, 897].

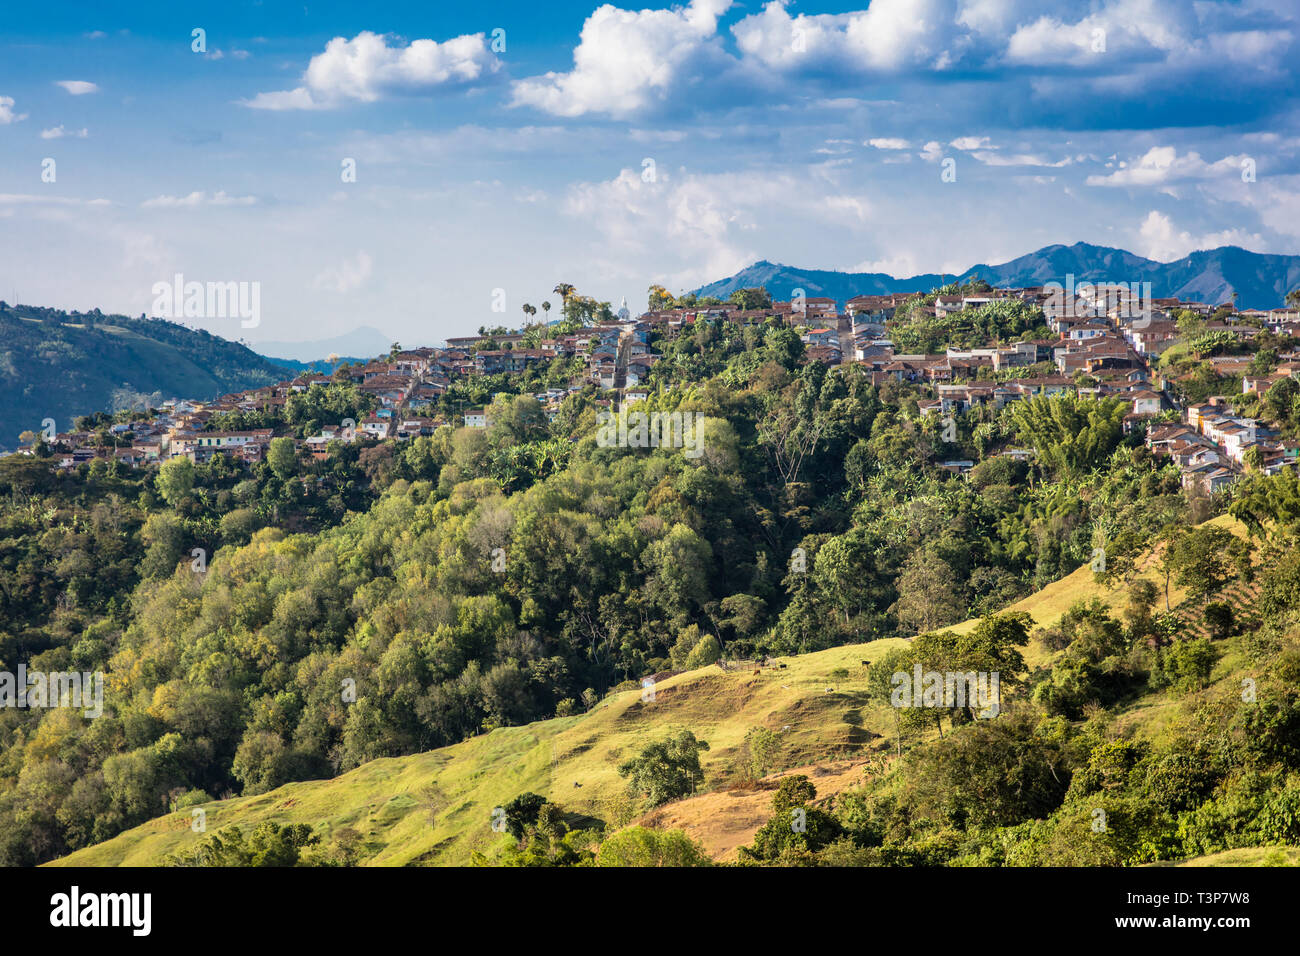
[141, 191, 257, 208]
[1087, 146, 1248, 186]
[970, 150, 1072, 167]
[1005, 0, 1199, 67]
[55, 80, 100, 95]
[313, 251, 373, 292]
[511, 0, 733, 118]
[562, 163, 874, 288]
[867, 137, 910, 149]
[1136, 210, 1262, 261]
[244, 31, 499, 110]
[733, 0, 965, 74]
[919, 140, 944, 162]
[951, 136, 993, 150]
[0, 96, 27, 124]
[40, 125, 89, 139]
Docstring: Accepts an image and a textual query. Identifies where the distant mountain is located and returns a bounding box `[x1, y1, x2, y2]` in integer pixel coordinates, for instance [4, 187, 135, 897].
[694, 243, 1300, 311]
[251, 326, 393, 364]
[0, 303, 292, 451]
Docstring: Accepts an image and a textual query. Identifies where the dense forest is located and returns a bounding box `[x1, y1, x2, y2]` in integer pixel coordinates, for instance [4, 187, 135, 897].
[3, 304, 1300, 867]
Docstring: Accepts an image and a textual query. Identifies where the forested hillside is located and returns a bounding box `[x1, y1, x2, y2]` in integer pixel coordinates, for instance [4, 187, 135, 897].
[0, 303, 290, 450]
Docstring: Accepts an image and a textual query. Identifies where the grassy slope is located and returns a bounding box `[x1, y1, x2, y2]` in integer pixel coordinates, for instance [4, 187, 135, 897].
[52, 639, 910, 866]
[50, 517, 1257, 867]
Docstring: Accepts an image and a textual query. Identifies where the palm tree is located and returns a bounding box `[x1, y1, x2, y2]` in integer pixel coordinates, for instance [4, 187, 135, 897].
[541, 301, 551, 325]
[553, 283, 575, 308]
[1286, 288, 1300, 311]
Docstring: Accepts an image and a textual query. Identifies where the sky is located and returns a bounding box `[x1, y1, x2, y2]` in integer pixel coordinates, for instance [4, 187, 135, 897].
[1, 0, 1298, 350]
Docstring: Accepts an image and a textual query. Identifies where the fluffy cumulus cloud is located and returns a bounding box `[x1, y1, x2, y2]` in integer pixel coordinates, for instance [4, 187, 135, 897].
[244, 31, 500, 110]
[733, 0, 967, 73]
[510, 0, 734, 117]
[1136, 210, 1263, 261]
[507, 0, 1295, 124]
[1087, 147, 1250, 187]
[562, 163, 874, 287]
[0, 96, 26, 124]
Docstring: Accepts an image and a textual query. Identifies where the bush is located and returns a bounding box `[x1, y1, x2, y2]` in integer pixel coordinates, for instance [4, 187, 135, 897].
[617, 732, 710, 807]
[684, 634, 721, 668]
[595, 827, 711, 867]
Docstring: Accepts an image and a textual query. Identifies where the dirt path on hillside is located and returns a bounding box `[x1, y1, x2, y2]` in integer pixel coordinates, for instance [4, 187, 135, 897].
[636, 758, 875, 861]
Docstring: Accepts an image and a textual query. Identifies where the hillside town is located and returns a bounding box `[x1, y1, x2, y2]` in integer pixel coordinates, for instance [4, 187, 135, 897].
[17, 283, 1300, 494]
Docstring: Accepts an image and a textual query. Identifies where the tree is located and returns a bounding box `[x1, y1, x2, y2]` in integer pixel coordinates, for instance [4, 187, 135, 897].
[728, 287, 773, 311]
[156, 456, 195, 507]
[647, 284, 675, 312]
[684, 633, 721, 668]
[617, 732, 710, 807]
[1162, 637, 1219, 692]
[1009, 394, 1127, 477]
[1167, 525, 1241, 600]
[268, 437, 297, 480]
[552, 283, 576, 321]
[1204, 601, 1234, 641]
[595, 827, 711, 866]
[499, 792, 548, 841]
[165, 822, 319, 867]
[891, 551, 965, 634]
[741, 776, 840, 862]
[140, 512, 186, 579]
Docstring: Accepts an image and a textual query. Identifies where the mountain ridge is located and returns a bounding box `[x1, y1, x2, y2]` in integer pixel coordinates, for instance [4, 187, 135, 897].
[693, 242, 1300, 311]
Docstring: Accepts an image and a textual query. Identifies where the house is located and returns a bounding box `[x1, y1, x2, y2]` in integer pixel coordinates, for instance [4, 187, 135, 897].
[1131, 390, 1162, 416]
[803, 328, 839, 348]
[463, 408, 489, 429]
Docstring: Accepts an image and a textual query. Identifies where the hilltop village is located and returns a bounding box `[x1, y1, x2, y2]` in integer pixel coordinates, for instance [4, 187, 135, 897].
[19, 282, 1300, 495]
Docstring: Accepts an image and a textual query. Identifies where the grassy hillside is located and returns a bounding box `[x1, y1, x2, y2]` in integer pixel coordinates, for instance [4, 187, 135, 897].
[50, 637, 910, 866]
[0, 303, 290, 449]
[51, 514, 1285, 868]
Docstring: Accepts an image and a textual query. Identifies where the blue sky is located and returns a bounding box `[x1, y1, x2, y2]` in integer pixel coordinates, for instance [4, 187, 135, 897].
[1, 0, 1298, 349]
